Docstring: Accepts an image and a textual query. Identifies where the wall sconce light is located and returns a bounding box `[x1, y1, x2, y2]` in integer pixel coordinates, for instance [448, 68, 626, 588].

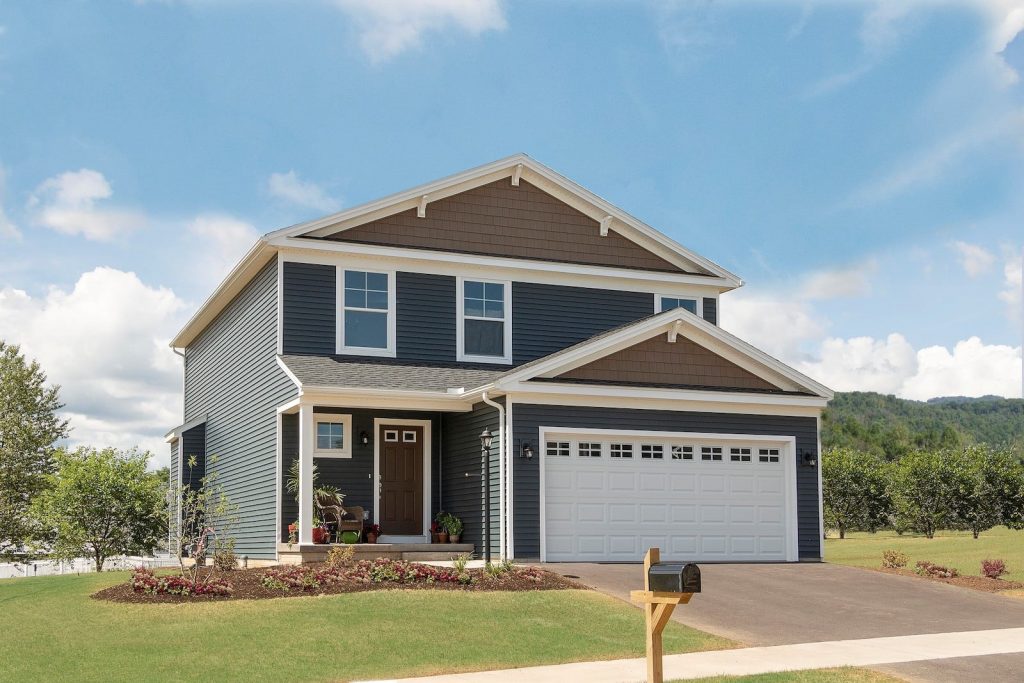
[518, 440, 534, 460]
[360, 431, 369, 446]
[802, 451, 818, 468]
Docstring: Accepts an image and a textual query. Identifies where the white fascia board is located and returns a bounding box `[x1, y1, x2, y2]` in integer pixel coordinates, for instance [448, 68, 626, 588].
[272, 241, 731, 293]
[164, 413, 209, 442]
[298, 387, 474, 412]
[504, 388, 826, 417]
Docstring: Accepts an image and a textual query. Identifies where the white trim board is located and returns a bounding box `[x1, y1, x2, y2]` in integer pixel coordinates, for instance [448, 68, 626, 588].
[372, 417, 433, 540]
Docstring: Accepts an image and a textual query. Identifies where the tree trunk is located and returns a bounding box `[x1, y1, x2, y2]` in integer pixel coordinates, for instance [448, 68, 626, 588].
[973, 529, 980, 539]
[839, 524, 845, 540]
[94, 548, 104, 573]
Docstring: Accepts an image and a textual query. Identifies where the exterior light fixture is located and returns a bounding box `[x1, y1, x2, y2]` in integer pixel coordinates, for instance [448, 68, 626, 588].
[802, 451, 818, 468]
[479, 428, 494, 563]
[518, 440, 534, 460]
[360, 431, 369, 445]
[479, 428, 493, 450]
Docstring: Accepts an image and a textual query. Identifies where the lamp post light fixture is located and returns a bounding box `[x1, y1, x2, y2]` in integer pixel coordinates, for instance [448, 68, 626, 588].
[479, 428, 493, 563]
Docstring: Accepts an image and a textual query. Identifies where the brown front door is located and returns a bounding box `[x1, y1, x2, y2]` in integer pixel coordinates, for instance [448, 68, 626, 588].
[379, 425, 424, 535]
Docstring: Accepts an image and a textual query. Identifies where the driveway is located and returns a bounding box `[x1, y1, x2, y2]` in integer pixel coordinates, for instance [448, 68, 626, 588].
[547, 561, 1024, 682]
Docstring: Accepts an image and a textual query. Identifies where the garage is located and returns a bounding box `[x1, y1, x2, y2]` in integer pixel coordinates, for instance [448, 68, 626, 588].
[540, 428, 799, 562]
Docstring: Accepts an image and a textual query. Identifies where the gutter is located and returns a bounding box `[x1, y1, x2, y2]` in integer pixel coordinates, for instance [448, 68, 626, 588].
[480, 392, 506, 560]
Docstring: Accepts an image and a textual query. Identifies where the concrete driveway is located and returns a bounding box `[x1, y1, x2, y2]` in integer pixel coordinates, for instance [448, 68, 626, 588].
[547, 561, 1024, 682]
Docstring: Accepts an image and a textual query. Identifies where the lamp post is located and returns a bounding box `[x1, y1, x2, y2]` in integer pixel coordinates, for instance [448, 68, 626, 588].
[479, 428, 493, 563]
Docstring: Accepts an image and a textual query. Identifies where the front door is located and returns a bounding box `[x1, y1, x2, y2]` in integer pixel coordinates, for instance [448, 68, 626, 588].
[379, 425, 424, 535]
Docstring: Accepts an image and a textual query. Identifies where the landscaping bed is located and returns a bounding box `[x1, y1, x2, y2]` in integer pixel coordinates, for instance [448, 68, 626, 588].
[876, 567, 1024, 593]
[94, 558, 586, 603]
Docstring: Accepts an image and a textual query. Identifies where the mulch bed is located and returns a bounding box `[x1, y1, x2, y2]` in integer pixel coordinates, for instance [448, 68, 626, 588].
[876, 567, 1024, 593]
[93, 564, 588, 604]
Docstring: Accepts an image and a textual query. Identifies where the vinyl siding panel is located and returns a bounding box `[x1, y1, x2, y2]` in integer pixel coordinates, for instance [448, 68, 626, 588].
[512, 282, 654, 364]
[180, 423, 206, 490]
[282, 262, 336, 355]
[397, 272, 457, 362]
[184, 260, 297, 559]
[168, 440, 179, 547]
[440, 402, 501, 557]
[703, 297, 717, 325]
[511, 404, 821, 560]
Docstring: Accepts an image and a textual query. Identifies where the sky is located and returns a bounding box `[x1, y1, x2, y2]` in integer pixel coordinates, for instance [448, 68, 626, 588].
[0, 0, 1022, 468]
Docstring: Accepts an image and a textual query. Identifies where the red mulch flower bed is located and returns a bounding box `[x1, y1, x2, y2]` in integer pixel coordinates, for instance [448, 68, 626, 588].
[94, 559, 587, 604]
[877, 567, 1024, 593]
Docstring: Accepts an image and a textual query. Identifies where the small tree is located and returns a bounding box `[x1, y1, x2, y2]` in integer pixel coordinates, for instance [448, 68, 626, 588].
[889, 449, 954, 538]
[822, 447, 890, 538]
[32, 447, 165, 571]
[171, 455, 238, 584]
[0, 341, 69, 560]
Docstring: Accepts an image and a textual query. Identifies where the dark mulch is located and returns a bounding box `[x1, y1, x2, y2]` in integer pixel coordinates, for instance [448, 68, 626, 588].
[877, 567, 1024, 593]
[93, 564, 589, 604]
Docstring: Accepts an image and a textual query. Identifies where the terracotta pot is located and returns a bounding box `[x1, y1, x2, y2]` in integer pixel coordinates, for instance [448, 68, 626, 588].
[367, 533, 378, 544]
[438, 532, 449, 544]
[431, 532, 439, 544]
[450, 534, 461, 543]
[288, 523, 297, 534]
[312, 527, 329, 544]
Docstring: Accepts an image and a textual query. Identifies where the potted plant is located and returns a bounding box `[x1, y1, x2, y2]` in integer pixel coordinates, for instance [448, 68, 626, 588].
[365, 524, 381, 544]
[340, 530, 360, 544]
[435, 512, 450, 543]
[312, 516, 330, 544]
[445, 514, 464, 543]
[287, 521, 298, 544]
[285, 460, 343, 543]
[430, 521, 441, 544]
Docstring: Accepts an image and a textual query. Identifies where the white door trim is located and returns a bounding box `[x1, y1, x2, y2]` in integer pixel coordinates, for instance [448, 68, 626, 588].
[373, 417, 432, 541]
[537, 426, 799, 563]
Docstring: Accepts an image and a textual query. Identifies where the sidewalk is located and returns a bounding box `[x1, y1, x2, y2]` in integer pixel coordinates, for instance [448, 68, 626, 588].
[354, 627, 1024, 683]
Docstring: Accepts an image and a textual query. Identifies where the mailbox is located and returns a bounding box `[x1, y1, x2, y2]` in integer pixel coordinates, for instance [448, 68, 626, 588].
[647, 562, 700, 593]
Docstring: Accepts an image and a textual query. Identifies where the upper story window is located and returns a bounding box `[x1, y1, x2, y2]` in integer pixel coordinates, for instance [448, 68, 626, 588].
[339, 269, 395, 356]
[457, 277, 512, 364]
[659, 295, 699, 315]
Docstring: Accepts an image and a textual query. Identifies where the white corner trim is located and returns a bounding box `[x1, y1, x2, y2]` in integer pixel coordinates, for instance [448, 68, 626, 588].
[276, 356, 303, 390]
[417, 194, 428, 218]
[456, 276, 513, 365]
[372, 417, 432, 537]
[599, 215, 613, 237]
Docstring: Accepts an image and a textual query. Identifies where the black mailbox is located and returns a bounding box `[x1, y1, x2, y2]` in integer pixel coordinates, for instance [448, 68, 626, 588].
[648, 562, 700, 593]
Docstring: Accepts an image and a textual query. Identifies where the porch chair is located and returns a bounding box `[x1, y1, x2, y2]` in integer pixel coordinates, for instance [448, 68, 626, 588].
[338, 506, 364, 543]
[314, 490, 346, 542]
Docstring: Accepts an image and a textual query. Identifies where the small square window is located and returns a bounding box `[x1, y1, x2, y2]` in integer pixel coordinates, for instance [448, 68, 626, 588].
[758, 448, 781, 463]
[578, 442, 602, 458]
[641, 444, 664, 459]
[730, 447, 752, 462]
[610, 443, 633, 459]
[384, 430, 399, 442]
[402, 430, 417, 443]
[546, 441, 570, 457]
[316, 421, 345, 450]
[701, 446, 723, 461]
[672, 445, 694, 460]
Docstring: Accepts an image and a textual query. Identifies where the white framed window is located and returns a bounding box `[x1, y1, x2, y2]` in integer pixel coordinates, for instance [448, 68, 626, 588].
[730, 447, 752, 462]
[457, 277, 512, 364]
[671, 445, 694, 460]
[610, 443, 633, 459]
[546, 441, 570, 457]
[402, 430, 417, 443]
[759, 448, 781, 463]
[640, 444, 664, 460]
[384, 429, 399, 442]
[701, 446, 723, 461]
[577, 442, 602, 458]
[657, 295, 702, 317]
[338, 269, 396, 357]
[314, 413, 353, 458]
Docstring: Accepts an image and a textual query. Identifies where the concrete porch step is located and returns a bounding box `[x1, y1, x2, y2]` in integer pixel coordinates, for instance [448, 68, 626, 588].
[277, 542, 475, 565]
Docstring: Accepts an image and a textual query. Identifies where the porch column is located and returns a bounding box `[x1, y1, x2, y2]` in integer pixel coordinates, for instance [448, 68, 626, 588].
[298, 403, 314, 545]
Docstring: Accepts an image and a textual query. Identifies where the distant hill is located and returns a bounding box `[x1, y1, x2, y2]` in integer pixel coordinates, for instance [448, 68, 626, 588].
[822, 391, 1024, 460]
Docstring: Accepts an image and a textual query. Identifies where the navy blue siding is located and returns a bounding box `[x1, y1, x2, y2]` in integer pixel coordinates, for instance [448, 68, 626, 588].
[184, 259, 297, 559]
[440, 402, 501, 557]
[512, 282, 653, 364]
[703, 297, 717, 325]
[397, 272, 457, 362]
[180, 423, 206, 490]
[511, 404, 820, 560]
[282, 262, 335, 355]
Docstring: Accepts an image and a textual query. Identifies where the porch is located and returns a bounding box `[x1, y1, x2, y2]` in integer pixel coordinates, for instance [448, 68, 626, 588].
[277, 541, 475, 565]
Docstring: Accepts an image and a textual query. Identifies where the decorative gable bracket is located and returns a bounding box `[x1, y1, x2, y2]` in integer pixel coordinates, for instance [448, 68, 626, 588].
[417, 194, 429, 218]
[667, 320, 683, 343]
[599, 215, 613, 237]
[511, 163, 523, 186]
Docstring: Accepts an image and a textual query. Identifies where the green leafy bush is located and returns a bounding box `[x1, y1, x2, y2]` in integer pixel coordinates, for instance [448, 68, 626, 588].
[881, 549, 908, 569]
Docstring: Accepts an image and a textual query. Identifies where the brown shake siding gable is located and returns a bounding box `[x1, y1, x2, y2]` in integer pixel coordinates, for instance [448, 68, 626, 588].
[557, 334, 781, 391]
[323, 179, 688, 273]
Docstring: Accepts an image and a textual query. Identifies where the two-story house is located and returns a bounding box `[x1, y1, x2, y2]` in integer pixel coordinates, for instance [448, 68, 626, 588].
[166, 154, 832, 565]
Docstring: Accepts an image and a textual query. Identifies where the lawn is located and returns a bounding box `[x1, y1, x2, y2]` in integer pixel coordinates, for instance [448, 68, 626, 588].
[825, 526, 1024, 582]
[0, 571, 731, 683]
[675, 668, 902, 682]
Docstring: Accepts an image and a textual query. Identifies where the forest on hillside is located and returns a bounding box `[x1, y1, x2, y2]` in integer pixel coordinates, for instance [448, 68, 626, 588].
[821, 391, 1024, 460]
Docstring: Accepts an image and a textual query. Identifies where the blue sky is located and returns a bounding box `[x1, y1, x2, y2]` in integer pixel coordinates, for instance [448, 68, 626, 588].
[0, 1, 1021, 464]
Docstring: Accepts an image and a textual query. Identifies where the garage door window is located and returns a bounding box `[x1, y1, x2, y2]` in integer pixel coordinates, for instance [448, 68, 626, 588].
[578, 442, 602, 458]
[730, 447, 752, 462]
[641, 444, 664, 459]
[546, 441, 570, 457]
[610, 443, 633, 458]
[759, 448, 780, 463]
[671, 445, 694, 460]
[701, 446, 723, 461]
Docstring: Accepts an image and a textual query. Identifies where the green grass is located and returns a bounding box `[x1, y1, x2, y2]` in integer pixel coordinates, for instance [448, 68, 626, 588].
[673, 668, 903, 682]
[0, 572, 731, 683]
[825, 526, 1024, 582]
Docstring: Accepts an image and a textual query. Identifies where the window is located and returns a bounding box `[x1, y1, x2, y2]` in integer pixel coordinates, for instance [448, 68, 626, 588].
[730, 447, 752, 462]
[314, 413, 352, 458]
[384, 430, 399, 442]
[578, 442, 602, 458]
[402, 430, 417, 443]
[341, 270, 394, 355]
[641, 444, 664, 459]
[759, 448, 781, 463]
[671, 445, 694, 460]
[546, 441, 570, 457]
[659, 296, 698, 315]
[610, 443, 633, 459]
[458, 278, 512, 363]
[701, 446, 723, 461]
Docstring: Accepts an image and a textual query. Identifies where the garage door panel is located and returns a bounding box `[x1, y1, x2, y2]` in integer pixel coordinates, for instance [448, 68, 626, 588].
[671, 504, 697, 522]
[576, 471, 605, 490]
[608, 472, 636, 490]
[700, 536, 728, 554]
[729, 476, 755, 494]
[639, 504, 667, 523]
[547, 502, 573, 522]
[670, 474, 696, 491]
[577, 503, 605, 523]
[608, 503, 636, 522]
[640, 473, 666, 491]
[699, 474, 726, 493]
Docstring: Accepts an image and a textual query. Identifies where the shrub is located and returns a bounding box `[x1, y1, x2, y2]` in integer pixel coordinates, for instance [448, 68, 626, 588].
[260, 565, 341, 591]
[326, 545, 355, 568]
[914, 561, 959, 579]
[485, 561, 508, 578]
[981, 559, 1007, 579]
[452, 552, 473, 573]
[130, 566, 233, 596]
[881, 549, 908, 569]
[213, 539, 238, 572]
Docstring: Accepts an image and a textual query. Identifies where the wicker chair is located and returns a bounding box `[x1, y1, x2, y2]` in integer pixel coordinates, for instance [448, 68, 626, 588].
[315, 490, 346, 542]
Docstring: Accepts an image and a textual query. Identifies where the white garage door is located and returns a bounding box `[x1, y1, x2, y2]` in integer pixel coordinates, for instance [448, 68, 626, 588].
[541, 430, 797, 562]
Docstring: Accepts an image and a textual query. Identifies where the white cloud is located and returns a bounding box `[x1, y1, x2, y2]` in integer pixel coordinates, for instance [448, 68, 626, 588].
[720, 291, 826, 361]
[29, 169, 146, 241]
[901, 336, 1022, 399]
[186, 214, 260, 286]
[951, 240, 996, 277]
[333, 0, 506, 62]
[799, 260, 878, 300]
[267, 170, 340, 213]
[0, 167, 20, 240]
[0, 268, 188, 468]
[976, 0, 1024, 84]
[1000, 245, 1023, 320]
[796, 333, 919, 395]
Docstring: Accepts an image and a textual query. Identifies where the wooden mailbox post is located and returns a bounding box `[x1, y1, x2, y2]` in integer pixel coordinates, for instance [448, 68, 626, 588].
[629, 548, 695, 683]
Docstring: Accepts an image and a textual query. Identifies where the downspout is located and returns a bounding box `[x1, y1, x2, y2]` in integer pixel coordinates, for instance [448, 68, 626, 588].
[480, 392, 505, 560]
